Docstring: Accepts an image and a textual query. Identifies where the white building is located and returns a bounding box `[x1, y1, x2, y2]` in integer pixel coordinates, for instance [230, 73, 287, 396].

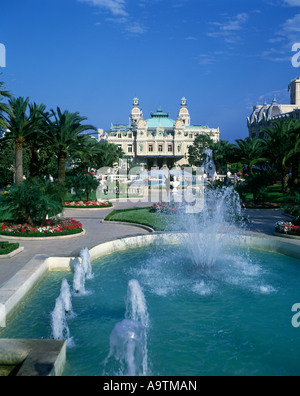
[99, 97, 220, 169]
[248, 77, 300, 138]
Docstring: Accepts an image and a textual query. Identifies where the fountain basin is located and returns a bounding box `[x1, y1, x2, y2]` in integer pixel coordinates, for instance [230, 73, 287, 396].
[0, 233, 299, 376]
[0, 233, 299, 329]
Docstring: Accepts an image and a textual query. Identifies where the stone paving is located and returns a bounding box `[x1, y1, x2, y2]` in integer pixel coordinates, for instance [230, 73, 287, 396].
[0, 198, 299, 289]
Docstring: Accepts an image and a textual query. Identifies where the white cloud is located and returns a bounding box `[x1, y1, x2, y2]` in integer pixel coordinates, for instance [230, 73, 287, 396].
[78, 0, 128, 16]
[283, 0, 300, 6]
[79, 0, 148, 35]
[125, 22, 148, 35]
[207, 13, 249, 44]
[278, 13, 300, 43]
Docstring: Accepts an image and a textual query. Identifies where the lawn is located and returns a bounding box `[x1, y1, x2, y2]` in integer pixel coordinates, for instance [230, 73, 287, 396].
[105, 207, 180, 232]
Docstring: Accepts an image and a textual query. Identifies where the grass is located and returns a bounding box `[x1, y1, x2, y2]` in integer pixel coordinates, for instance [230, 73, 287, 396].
[0, 241, 20, 255]
[105, 207, 180, 232]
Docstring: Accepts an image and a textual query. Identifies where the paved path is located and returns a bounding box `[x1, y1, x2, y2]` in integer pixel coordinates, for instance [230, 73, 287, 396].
[0, 200, 151, 288]
[0, 199, 299, 289]
[245, 209, 295, 237]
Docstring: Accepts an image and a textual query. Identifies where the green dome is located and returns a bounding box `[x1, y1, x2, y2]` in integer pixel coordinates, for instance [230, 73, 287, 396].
[146, 107, 175, 128]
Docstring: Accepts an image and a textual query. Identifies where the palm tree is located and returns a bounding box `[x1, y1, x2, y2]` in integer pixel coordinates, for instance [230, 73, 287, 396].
[0, 78, 11, 131]
[44, 107, 96, 185]
[263, 119, 298, 190]
[93, 141, 124, 169]
[26, 102, 48, 177]
[73, 135, 104, 173]
[3, 97, 32, 185]
[234, 137, 267, 174]
[211, 139, 236, 174]
[282, 120, 300, 186]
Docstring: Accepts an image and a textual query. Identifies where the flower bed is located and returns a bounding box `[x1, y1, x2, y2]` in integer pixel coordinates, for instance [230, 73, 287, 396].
[64, 200, 112, 209]
[151, 202, 180, 215]
[243, 201, 282, 209]
[275, 221, 300, 236]
[0, 218, 83, 238]
[0, 241, 20, 255]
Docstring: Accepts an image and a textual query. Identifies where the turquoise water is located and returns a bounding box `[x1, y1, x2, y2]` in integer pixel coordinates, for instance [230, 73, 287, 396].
[1, 245, 300, 376]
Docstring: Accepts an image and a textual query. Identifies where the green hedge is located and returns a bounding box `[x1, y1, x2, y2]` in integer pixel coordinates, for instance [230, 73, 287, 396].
[0, 228, 83, 238]
[64, 203, 113, 209]
[0, 241, 20, 255]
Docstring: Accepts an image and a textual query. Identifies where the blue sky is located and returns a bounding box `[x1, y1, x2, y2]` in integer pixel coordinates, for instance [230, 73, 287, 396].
[1, 0, 300, 142]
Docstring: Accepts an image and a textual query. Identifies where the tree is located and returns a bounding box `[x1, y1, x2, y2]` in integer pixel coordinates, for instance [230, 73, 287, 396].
[92, 141, 124, 169]
[44, 107, 97, 185]
[188, 134, 213, 166]
[72, 135, 104, 173]
[3, 97, 32, 185]
[26, 102, 49, 178]
[210, 139, 236, 174]
[234, 137, 267, 175]
[263, 119, 299, 190]
[283, 120, 300, 187]
[0, 77, 11, 131]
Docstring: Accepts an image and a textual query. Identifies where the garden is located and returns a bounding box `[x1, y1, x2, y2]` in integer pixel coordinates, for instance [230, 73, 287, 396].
[0, 80, 125, 239]
[0, 77, 299, 239]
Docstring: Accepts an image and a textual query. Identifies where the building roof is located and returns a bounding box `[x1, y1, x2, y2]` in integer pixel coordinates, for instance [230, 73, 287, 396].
[146, 106, 175, 128]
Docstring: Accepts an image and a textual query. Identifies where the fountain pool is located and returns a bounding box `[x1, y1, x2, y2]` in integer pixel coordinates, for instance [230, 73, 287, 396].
[1, 242, 300, 376]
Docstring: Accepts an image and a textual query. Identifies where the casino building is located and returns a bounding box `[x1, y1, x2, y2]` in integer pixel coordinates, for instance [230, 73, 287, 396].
[98, 97, 220, 169]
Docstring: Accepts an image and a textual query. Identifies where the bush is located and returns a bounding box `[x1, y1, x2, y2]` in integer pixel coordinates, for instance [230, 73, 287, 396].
[0, 241, 20, 255]
[235, 171, 279, 202]
[0, 178, 63, 226]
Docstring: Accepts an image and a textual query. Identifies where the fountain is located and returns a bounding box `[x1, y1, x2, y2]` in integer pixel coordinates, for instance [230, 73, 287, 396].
[1, 154, 300, 376]
[202, 149, 217, 182]
[73, 261, 86, 295]
[51, 297, 73, 346]
[60, 278, 74, 316]
[80, 247, 93, 280]
[51, 278, 74, 347]
[178, 186, 245, 269]
[103, 280, 149, 376]
[125, 279, 149, 328]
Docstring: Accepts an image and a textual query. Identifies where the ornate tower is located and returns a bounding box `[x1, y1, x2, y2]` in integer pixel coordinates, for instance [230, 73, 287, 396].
[130, 97, 142, 127]
[178, 97, 191, 126]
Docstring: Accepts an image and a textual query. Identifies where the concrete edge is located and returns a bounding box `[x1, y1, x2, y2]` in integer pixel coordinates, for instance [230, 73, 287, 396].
[0, 339, 66, 377]
[273, 231, 300, 241]
[0, 247, 24, 259]
[102, 219, 155, 233]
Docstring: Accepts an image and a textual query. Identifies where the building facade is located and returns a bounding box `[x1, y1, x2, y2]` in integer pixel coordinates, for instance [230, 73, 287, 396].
[248, 77, 300, 139]
[99, 97, 220, 169]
